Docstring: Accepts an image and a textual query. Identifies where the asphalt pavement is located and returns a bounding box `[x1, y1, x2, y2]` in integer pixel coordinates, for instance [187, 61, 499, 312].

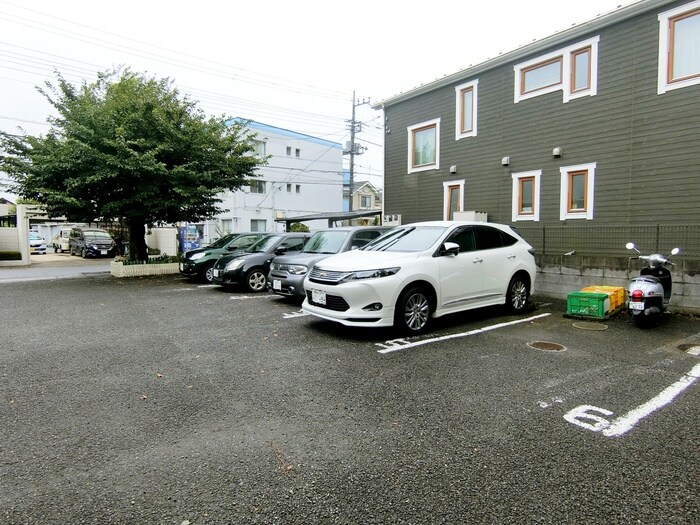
[1, 261, 699, 524]
[0, 251, 111, 282]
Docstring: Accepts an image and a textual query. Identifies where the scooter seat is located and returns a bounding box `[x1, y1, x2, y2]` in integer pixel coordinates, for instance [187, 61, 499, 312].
[634, 275, 661, 284]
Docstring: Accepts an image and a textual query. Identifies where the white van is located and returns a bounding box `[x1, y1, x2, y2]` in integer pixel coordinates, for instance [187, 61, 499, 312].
[52, 227, 73, 253]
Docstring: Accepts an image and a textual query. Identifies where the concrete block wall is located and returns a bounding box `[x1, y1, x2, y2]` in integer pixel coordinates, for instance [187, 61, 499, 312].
[0, 228, 19, 252]
[536, 260, 700, 315]
[147, 227, 178, 256]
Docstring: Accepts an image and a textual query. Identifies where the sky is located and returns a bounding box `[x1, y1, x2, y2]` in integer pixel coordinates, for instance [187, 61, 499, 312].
[0, 0, 635, 200]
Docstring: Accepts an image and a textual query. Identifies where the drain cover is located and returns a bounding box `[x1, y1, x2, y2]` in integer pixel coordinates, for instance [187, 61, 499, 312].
[572, 322, 609, 331]
[527, 341, 567, 352]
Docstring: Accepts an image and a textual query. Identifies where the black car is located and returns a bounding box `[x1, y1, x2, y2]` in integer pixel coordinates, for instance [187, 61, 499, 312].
[212, 232, 311, 292]
[69, 228, 116, 258]
[179, 232, 268, 283]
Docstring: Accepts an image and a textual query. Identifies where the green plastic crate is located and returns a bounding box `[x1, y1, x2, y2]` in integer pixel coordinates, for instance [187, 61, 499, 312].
[566, 292, 610, 318]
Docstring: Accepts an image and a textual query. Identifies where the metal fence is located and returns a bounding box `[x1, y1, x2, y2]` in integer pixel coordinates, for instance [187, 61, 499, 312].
[514, 225, 700, 258]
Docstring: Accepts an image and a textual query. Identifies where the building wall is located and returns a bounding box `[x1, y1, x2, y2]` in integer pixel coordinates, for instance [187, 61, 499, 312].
[382, 0, 700, 229]
[210, 122, 343, 240]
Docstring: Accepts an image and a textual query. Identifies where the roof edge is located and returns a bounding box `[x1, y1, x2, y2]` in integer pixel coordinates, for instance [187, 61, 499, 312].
[373, 0, 670, 109]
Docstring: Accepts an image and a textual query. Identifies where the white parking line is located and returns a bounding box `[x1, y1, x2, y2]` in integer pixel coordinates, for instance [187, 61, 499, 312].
[376, 313, 552, 354]
[564, 362, 700, 437]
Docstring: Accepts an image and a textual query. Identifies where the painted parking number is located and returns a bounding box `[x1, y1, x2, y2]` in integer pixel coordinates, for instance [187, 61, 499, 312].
[564, 363, 700, 437]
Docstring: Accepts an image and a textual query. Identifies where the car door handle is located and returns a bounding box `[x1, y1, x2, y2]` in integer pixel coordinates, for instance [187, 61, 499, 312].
[472, 258, 483, 264]
[508, 255, 516, 259]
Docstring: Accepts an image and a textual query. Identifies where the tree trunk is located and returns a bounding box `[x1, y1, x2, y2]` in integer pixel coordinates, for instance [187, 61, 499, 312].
[128, 219, 149, 261]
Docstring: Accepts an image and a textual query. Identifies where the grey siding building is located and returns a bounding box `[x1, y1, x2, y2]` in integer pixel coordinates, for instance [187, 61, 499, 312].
[375, 0, 700, 262]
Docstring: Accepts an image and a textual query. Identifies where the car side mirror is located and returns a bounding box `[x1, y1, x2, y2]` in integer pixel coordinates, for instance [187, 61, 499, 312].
[443, 242, 460, 256]
[275, 247, 288, 255]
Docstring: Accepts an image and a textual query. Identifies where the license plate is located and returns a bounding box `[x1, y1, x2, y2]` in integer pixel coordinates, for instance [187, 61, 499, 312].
[311, 289, 327, 305]
[100, 250, 107, 255]
[214, 269, 221, 277]
[629, 301, 645, 311]
[273, 279, 282, 291]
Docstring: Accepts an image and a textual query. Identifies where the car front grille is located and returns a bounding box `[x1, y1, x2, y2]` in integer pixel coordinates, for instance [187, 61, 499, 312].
[308, 268, 351, 285]
[306, 291, 350, 312]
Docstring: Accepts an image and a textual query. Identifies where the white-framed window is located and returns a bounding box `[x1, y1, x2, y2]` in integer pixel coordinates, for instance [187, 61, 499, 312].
[360, 195, 372, 208]
[253, 140, 266, 157]
[454, 80, 478, 140]
[511, 170, 541, 222]
[658, 0, 700, 94]
[249, 180, 266, 194]
[514, 36, 600, 103]
[286, 146, 292, 156]
[407, 118, 440, 174]
[559, 162, 596, 220]
[442, 179, 464, 220]
[251, 219, 267, 232]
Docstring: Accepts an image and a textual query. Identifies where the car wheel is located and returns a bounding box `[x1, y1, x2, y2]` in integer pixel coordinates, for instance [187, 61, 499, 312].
[395, 286, 432, 335]
[245, 269, 267, 293]
[69, 247, 75, 256]
[202, 263, 216, 284]
[81, 248, 87, 258]
[506, 274, 530, 313]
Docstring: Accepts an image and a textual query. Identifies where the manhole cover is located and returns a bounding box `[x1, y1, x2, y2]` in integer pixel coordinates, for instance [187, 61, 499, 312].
[572, 322, 609, 331]
[527, 341, 567, 352]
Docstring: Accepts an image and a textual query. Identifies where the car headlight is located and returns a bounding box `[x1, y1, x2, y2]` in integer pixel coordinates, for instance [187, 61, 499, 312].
[339, 267, 400, 283]
[288, 265, 308, 275]
[190, 252, 205, 261]
[225, 259, 245, 271]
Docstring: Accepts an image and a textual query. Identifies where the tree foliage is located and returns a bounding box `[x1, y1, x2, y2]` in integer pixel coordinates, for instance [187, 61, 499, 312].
[0, 69, 265, 260]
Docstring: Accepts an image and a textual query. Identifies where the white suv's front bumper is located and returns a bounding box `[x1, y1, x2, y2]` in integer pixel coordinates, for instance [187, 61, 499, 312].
[302, 278, 399, 328]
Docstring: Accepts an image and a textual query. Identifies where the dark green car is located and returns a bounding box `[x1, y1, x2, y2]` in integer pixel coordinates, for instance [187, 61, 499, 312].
[179, 232, 269, 283]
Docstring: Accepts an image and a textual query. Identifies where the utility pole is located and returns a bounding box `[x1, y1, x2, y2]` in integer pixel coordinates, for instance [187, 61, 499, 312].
[345, 90, 370, 211]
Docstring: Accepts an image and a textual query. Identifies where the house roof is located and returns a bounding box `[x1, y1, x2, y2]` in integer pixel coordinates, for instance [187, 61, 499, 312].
[373, 0, 669, 109]
[226, 118, 343, 150]
[275, 210, 382, 229]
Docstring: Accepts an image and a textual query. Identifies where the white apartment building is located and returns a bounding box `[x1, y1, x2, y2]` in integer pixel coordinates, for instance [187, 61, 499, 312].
[197, 120, 344, 243]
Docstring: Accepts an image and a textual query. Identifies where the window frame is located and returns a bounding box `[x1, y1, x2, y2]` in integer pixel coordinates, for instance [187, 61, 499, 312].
[559, 162, 596, 220]
[511, 170, 541, 222]
[407, 118, 440, 174]
[249, 180, 266, 194]
[514, 36, 599, 103]
[658, 1, 700, 94]
[454, 79, 478, 140]
[442, 179, 464, 220]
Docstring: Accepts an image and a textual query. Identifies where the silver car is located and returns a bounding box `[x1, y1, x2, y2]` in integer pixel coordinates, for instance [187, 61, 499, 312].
[268, 226, 391, 302]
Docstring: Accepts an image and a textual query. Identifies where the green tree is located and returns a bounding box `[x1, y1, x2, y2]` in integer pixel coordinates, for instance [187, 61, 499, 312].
[0, 69, 264, 260]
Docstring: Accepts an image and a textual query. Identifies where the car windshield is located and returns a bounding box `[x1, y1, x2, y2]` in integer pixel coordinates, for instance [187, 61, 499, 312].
[29, 232, 42, 240]
[84, 231, 112, 240]
[364, 226, 447, 253]
[247, 234, 282, 253]
[302, 231, 349, 254]
[208, 233, 237, 249]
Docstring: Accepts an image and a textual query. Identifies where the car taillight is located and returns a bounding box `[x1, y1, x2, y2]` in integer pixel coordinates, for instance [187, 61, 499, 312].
[630, 289, 644, 301]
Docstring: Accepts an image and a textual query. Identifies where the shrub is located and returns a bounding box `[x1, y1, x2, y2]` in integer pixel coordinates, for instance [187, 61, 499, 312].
[0, 251, 22, 261]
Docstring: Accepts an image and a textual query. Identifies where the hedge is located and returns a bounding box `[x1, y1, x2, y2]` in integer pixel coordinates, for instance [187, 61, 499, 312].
[0, 251, 22, 261]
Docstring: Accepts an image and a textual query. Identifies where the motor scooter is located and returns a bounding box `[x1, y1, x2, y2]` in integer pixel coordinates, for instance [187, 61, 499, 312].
[625, 242, 680, 326]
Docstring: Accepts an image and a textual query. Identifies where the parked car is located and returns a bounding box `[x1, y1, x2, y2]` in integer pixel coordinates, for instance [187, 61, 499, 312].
[302, 221, 536, 334]
[69, 228, 116, 258]
[28, 231, 47, 254]
[51, 227, 73, 253]
[268, 226, 392, 302]
[212, 232, 311, 292]
[179, 232, 269, 283]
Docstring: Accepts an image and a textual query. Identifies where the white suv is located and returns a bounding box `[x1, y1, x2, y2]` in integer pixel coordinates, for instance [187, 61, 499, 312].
[302, 221, 536, 334]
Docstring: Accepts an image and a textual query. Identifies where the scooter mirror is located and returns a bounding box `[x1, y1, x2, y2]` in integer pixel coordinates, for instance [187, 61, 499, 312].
[625, 242, 636, 250]
[671, 247, 680, 256]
